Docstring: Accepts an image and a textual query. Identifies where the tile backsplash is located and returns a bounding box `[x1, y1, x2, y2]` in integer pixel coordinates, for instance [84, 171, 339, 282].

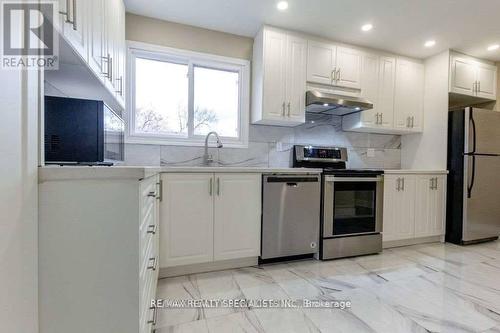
[124, 114, 401, 169]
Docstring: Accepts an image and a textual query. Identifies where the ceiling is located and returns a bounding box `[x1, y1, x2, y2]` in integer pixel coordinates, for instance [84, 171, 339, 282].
[124, 0, 500, 61]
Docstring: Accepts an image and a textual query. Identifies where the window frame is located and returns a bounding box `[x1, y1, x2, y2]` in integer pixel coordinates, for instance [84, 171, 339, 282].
[126, 41, 250, 148]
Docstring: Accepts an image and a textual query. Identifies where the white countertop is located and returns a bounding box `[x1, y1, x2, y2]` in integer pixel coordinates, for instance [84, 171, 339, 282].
[39, 165, 448, 182]
[39, 165, 322, 182]
[384, 169, 448, 174]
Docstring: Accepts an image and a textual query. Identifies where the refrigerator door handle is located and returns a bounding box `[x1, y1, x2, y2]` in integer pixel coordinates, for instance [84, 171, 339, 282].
[467, 155, 476, 198]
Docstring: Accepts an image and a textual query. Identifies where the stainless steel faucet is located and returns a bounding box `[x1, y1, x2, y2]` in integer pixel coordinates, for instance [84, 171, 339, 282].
[203, 131, 223, 165]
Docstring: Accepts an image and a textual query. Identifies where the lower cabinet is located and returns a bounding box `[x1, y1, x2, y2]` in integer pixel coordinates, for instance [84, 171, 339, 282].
[39, 172, 161, 333]
[160, 173, 262, 268]
[383, 173, 446, 242]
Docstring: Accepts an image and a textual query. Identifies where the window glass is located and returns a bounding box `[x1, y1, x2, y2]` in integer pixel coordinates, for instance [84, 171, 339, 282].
[134, 57, 188, 136]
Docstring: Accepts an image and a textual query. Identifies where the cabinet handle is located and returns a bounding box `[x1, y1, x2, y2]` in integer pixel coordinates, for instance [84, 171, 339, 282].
[216, 178, 220, 196]
[101, 54, 111, 79]
[411, 116, 415, 128]
[209, 178, 213, 196]
[282, 102, 286, 116]
[147, 224, 156, 235]
[116, 76, 123, 95]
[72, 0, 77, 31]
[148, 305, 158, 325]
[147, 191, 156, 198]
[478, 81, 481, 93]
[434, 178, 438, 190]
[147, 257, 157, 271]
[401, 178, 405, 191]
[109, 56, 113, 82]
[59, 0, 74, 24]
[156, 180, 163, 202]
[331, 67, 336, 84]
[337, 68, 341, 81]
[396, 178, 401, 191]
[287, 102, 291, 117]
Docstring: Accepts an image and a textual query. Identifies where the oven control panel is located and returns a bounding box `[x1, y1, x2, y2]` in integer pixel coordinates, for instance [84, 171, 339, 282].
[294, 145, 348, 163]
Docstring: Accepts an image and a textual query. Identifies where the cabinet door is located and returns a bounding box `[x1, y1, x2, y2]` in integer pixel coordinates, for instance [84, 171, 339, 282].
[213, 174, 261, 261]
[359, 53, 380, 126]
[114, 0, 126, 104]
[263, 29, 287, 119]
[476, 62, 497, 100]
[88, 0, 105, 77]
[336, 46, 362, 89]
[159, 174, 214, 267]
[307, 41, 336, 85]
[383, 175, 416, 241]
[378, 56, 396, 128]
[285, 34, 307, 123]
[394, 59, 424, 132]
[415, 175, 446, 238]
[62, 0, 88, 61]
[450, 56, 477, 96]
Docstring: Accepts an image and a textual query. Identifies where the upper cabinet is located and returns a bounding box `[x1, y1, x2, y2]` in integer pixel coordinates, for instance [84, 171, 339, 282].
[450, 52, 497, 101]
[58, 0, 88, 58]
[252, 26, 425, 134]
[394, 58, 424, 133]
[307, 42, 362, 90]
[252, 27, 307, 126]
[343, 56, 424, 134]
[49, 0, 126, 111]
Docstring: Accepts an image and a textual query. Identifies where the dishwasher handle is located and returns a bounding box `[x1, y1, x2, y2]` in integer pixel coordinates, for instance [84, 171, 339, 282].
[265, 176, 319, 183]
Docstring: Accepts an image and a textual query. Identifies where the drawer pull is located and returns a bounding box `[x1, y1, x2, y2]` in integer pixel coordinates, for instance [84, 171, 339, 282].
[147, 305, 157, 325]
[147, 257, 157, 271]
[147, 224, 156, 235]
[147, 191, 156, 198]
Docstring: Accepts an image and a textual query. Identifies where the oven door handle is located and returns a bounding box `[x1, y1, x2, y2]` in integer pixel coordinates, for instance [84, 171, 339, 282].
[324, 176, 383, 182]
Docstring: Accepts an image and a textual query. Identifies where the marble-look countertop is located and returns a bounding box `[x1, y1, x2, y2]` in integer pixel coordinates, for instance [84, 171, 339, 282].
[39, 165, 322, 182]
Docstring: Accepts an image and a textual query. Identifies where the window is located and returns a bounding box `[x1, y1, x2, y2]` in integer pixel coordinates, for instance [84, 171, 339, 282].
[127, 42, 250, 147]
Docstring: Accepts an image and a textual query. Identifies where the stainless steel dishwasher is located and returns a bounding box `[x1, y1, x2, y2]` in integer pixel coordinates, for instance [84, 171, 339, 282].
[261, 174, 321, 262]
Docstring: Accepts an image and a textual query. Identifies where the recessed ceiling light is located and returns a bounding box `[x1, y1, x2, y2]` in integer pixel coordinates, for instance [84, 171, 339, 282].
[424, 40, 436, 48]
[276, 1, 288, 11]
[487, 44, 499, 51]
[361, 24, 373, 32]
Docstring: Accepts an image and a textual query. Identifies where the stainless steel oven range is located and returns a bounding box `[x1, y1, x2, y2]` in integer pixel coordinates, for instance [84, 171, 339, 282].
[293, 145, 384, 260]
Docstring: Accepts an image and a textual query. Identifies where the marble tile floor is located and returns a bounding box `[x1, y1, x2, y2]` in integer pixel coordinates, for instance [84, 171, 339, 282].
[155, 241, 500, 333]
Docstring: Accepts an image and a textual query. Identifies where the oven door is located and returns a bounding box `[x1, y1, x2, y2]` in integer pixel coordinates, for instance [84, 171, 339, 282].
[323, 175, 383, 237]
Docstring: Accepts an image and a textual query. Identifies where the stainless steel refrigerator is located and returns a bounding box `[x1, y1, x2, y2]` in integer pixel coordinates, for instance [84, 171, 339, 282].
[447, 107, 500, 244]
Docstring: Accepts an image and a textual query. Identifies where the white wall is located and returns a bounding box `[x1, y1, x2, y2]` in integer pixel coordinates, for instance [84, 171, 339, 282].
[0, 67, 40, 331]
[401, 50, 450, 170]
[126, 13, 254, 60]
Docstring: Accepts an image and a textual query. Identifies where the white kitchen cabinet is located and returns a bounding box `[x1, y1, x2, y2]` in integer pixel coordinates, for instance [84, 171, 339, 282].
[342, 54, 396, 133]
[414, 175, 446, 238]
[394, 58, 424, 133]
[252, 27, 307, 126]
[383, 175, 416, 242]
[383, 173, 447, 243]
[160, 173, 214, 267]
[307, 40, 337, 85]
[39, 171, 161, 333]
[88, 0, 105, 76]
[59, 0, 88, 61]
[214, 174, 262, 261]
[335, 46, 363, 89]
[160, 173, 262, 268]
[307, 42, 362, 89]
[449, 52, 497, 101]
[52, 0, 126, 110]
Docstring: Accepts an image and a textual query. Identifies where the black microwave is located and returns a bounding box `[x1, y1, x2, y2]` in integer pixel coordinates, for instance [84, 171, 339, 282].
[44, 96, 124, 164]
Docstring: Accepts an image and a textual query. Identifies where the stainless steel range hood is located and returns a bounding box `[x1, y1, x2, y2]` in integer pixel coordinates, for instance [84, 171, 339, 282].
[305, 90, 373, 116]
